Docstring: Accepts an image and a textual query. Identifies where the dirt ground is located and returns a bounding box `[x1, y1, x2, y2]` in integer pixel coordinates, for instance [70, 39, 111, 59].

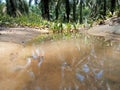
[87, 17, 120, 41]
[0, 27, 49, 44]
[87, 24, 120, 41]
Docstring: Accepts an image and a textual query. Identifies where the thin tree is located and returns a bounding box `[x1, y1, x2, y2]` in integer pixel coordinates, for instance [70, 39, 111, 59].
[55, 0, 60, 20]
[65, 0, 70, 22]
[79, 0, 83, 24]
[110, 0, 116, 15]
[40, 0, 50, 20]
[103, 0, 106, 18]
[29, 0, 32, 6]
[73, 0, 76, 21]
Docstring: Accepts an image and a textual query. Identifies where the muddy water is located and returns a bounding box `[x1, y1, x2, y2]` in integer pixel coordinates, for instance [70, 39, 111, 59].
[0, 35, 120, 90]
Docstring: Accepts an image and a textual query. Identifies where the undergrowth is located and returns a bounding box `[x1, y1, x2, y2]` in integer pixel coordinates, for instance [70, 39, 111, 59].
[0, 13, 87, 36]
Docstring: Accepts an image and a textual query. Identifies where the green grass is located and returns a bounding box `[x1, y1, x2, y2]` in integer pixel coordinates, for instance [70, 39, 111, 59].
[0, 13, 47, 27]
[0, 13, 81, 33]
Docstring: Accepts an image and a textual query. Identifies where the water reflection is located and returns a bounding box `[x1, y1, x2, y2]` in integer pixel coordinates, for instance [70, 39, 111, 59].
[7, 35, 120, 90]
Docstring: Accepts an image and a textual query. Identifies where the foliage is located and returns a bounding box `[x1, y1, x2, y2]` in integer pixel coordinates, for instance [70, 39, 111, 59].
[6, 0, 29, 17]
[0, 13, 43, 27]
[4, 0, 120, 22]
[0, 2, 6, 14]
[0, 0, 120, 35]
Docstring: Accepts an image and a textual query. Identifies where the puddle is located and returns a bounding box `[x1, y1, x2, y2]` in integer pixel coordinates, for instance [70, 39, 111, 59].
[0, 35, 120, 90]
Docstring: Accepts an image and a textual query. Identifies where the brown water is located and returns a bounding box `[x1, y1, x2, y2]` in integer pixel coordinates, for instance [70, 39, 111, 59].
[0, 35, 120, 90]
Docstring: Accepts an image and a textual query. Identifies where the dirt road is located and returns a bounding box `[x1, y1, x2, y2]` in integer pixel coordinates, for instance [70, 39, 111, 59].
[0, 27, 49, 44]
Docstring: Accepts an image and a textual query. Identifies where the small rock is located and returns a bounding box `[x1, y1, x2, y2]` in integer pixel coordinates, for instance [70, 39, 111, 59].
[22, 41, 24, 43]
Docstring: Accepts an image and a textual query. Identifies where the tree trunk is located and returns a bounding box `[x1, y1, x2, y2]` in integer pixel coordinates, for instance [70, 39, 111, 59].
[65, 0, 70, 22]
[6, 0, 28, 17]
[80, 0, 83, 24]
[6, 0, 17, 17]
[103, 0, 106, 18]
[55, 5, 59, 20]
[55, 0, 60, 20]
[73, 0, 76, 22]
[110, 0, 116, 15]
[41, 0, 50, 20]
[29, 0, 32, 6]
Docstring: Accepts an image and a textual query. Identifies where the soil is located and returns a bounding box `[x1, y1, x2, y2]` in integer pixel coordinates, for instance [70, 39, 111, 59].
[87, 24, 120, 41]
[87, 17, 120, 41]
[0, 27, 49, 44]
